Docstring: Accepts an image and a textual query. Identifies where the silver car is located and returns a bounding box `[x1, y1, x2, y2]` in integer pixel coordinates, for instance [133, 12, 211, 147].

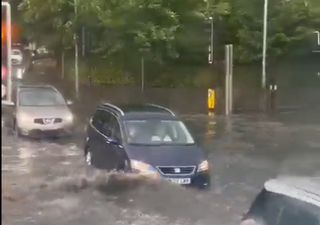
[12, 85, 74, 137]
[11, 49, 23, 65]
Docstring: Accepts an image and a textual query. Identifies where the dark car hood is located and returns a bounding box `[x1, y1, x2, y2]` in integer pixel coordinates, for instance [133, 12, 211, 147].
[125, 144, 205, 167]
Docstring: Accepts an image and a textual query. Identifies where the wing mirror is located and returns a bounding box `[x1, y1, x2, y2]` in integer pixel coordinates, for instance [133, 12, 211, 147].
[66, 100, 73, 105]
[108, 137, 121, 146]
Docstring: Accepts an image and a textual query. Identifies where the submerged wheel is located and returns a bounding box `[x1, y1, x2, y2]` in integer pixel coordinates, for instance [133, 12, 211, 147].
[117, 159, 130, 172]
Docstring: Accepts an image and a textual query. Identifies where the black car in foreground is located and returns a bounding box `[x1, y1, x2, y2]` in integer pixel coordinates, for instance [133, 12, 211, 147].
[241, 176, 320, 225]
[84, 103, 210, 189]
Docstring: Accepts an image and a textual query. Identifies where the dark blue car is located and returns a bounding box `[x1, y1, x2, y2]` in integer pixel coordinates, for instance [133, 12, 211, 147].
[84, 103, 210, 189]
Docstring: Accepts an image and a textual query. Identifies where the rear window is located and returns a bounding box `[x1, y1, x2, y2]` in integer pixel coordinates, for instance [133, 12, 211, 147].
[245, 189, 320, 225]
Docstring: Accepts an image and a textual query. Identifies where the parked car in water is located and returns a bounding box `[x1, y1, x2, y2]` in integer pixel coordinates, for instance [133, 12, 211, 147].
[8, 85, 74, 137]
[12, 65, 26, 80]
[241, 176, 320, 225]
[11, 48, 23, 65]
[84, 103, 210, 189]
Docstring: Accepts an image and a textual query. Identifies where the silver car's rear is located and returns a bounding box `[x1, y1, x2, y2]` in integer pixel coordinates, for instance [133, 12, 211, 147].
[15, 85, 74, 137]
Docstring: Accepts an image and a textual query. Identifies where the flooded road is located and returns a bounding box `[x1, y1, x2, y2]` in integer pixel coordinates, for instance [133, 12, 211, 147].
[2, 110, 320, 225]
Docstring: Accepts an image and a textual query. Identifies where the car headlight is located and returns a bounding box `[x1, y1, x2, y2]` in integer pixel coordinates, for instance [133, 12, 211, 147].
[130, 160, 159, 176]
[65, 114, 74, 122]
[18, 113, 31, 123]
[197, 160, 209, 172]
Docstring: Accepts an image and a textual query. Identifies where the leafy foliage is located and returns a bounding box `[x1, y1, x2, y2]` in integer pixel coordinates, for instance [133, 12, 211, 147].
[18, 0, 320, 79]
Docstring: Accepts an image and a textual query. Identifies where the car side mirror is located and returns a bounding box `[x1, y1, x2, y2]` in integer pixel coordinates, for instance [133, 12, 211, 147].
[108, 137, 121, 146]
[66, 100, 73, 105]
[110, 138, 119, 145]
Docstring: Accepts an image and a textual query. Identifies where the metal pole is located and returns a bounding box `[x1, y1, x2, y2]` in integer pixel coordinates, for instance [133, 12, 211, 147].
[225, 45, 230, 115]
[262, 0, 268, 89]
[229, 45, 233, 114]
[75, 36, 79, 97]
[74, 0, 79, 98]
[2, 2, 12, 103]
[82, 26, 85, 57]
[210, 17, 214, 64]
[141, 56, 145, 92]
[61, 51, 65, 79]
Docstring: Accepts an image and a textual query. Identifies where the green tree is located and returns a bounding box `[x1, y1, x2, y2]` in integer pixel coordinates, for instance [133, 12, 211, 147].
[18, 0, 320, 68]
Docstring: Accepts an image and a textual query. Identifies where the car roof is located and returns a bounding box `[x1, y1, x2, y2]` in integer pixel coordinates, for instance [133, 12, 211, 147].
[99, 103, 176, 119]
[264, 176, 320, 207]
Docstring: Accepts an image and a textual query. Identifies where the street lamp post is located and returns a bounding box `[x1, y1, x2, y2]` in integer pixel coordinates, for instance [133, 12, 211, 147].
[139, 47, 150, 93]
[208, 16, 214, 65]
[74, 0, 79, 98]
[2, 2, 12, 103]
[262, 0, 269, 89]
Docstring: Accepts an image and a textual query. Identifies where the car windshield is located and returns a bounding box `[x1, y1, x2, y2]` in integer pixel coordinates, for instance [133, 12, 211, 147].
[124, 119, 195, 145]
[19, 89, 66, 106]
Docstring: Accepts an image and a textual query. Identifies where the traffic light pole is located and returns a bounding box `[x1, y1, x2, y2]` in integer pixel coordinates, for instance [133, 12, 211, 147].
[2, 2, 12, 103]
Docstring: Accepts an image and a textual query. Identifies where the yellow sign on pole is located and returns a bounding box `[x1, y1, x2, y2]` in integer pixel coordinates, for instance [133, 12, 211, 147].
[208, 88, 215, 111]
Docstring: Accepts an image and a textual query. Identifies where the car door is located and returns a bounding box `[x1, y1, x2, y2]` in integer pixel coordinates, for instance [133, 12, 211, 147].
[87, 110, 105, 168]
[108, 114, 124, 170]
[93, 110, 121, 170]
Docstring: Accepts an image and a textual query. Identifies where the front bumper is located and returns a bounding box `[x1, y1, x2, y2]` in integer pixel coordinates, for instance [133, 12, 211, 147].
[17, 118, 74, 138]
[19, 126, 73, 138]
[170, 172, 210, 189]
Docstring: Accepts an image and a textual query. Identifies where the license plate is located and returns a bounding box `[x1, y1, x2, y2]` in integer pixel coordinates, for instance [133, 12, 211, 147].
[166, 178, 191, 185]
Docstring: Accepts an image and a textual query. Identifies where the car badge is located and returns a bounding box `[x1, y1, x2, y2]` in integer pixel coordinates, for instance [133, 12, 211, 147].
[43, 118, 54, 125]
[174, 168, 181, 173]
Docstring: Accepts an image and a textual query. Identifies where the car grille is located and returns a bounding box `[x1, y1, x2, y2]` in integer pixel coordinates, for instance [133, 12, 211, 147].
[54, 118, 63, 123]
[34, 118, 63, 124]
[157, 166, 196, 175]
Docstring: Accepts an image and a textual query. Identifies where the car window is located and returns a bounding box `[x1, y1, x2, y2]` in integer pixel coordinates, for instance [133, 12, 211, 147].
[100, 111, 113, 136]
[277, 198, 320, 225]
[124, 119, 195, 145]
[92, 110, 104, 130]
[246, 189, 285, 225]
[92, 110, 112, 136]
[19, 89, 66, 106]
[278, 207, 319, 225]
[109, 115, 121, 142]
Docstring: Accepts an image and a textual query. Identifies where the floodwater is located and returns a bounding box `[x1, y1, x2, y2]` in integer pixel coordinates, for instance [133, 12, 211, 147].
[2, 58, 320, 225]
[2, 111, 320, 225]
